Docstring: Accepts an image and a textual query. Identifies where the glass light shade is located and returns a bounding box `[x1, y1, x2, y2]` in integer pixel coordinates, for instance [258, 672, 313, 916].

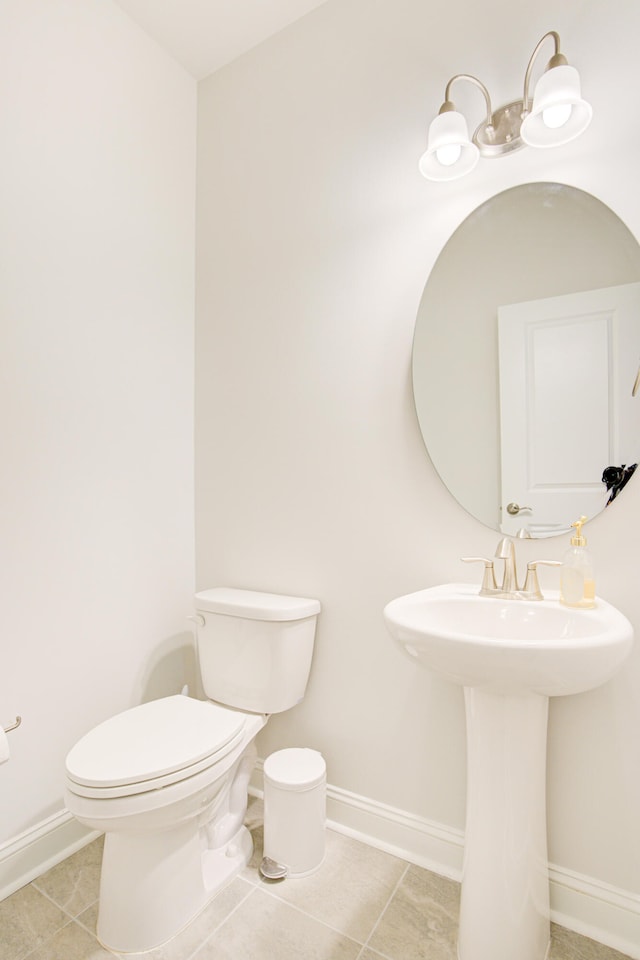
[419, 110, 479, 181]
[520, 64, 592, 148]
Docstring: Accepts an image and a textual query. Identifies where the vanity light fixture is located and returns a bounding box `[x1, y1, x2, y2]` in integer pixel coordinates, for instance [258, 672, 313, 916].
[419, 31, 592, 182]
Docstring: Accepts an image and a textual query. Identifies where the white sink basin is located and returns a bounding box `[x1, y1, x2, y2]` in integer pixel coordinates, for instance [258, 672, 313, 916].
[383, 582, 633, 696]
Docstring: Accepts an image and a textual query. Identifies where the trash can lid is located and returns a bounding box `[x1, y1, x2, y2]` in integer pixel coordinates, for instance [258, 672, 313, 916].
[263, 747, 326, 790]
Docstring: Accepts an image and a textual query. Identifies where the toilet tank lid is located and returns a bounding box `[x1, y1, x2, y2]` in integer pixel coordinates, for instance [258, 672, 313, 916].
[195, 587, 321, 621]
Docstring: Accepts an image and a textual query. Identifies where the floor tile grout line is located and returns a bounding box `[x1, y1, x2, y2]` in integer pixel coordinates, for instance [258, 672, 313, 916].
[12, 876, 104, 960]
[30, 878, 72, 917]
[180, 879, 260, 960]
[354, 938, 397, 960]
[358, 862, 411, 959]
[254, 880, 367, 949]
[355, 947, 396, 960]
[74, 907, 102, 939]
[105, 880, 259, 960]
[18, 915, 83, 960]
[30, 876, 99, 924]
[25, 879, 98, 935]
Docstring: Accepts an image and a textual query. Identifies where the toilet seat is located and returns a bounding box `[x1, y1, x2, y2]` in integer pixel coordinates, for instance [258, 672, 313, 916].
[65, 696, 252, 800]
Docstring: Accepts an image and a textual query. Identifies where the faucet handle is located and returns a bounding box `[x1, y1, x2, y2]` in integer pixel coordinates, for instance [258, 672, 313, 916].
[461, 557, 498, 594]
[522, 560, 562, 600]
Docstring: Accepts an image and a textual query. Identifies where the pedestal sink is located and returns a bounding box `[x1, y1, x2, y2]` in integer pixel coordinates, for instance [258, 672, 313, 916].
[383, 582, 633, 960]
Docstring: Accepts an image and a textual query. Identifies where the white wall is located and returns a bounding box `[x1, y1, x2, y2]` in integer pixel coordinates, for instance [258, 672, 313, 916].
[0, 0, 196, 853]
[196, 0, 640, 948]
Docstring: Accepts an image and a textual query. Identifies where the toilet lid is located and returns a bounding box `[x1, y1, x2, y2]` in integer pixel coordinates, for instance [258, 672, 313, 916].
[65, 696, 247, 789]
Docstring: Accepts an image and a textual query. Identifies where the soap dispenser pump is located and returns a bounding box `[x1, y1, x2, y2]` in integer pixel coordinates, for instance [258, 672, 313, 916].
[560, 516, 595, 608]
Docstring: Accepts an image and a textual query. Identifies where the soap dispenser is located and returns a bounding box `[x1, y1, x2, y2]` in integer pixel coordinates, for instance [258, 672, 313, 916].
[559, 516, 595, 608]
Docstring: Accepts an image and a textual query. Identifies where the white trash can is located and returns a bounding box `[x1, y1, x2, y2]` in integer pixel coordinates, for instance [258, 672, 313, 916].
[261, 748, 326, 879]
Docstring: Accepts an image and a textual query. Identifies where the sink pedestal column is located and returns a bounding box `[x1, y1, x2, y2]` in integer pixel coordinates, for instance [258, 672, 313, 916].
[458, 688, 550, 960]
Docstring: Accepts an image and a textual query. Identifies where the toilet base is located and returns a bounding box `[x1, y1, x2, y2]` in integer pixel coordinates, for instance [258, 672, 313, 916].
[97, 822, 253, 954]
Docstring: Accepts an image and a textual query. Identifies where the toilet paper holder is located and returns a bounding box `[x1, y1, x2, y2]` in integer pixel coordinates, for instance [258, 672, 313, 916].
[3, 716, 21, 734]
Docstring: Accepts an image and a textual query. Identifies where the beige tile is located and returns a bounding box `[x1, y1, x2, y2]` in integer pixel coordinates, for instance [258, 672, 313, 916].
[409, 866, 459, 909]
[0, 884, 69, 960]
[549, 923, 634, 960]
[262, 830, 408, 943]
[244, 823, 266, 880]
[368, 864, 458, 960]
[116, 878, 253, 960]
[18, 921, 112, 960]
[357, 951, 391, 960]
[75, 902, 99, 937]
[193, 887, 361, 960]
[32, 838, 103, 918]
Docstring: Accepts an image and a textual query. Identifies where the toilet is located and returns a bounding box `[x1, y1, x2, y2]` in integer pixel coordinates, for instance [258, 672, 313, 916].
[64, 587, 320, 954]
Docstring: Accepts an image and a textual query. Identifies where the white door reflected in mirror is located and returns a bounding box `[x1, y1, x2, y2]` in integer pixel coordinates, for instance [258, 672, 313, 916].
[498, 282, 640, 535]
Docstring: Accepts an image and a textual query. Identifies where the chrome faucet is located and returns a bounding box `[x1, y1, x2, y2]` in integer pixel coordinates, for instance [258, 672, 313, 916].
[462, 537, 561, 600]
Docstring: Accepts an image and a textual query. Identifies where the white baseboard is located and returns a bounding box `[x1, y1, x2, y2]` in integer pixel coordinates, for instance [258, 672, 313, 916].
[548, 863, 640, 959]
[250, 762, 640, 960]
[0, 810, 99, 901]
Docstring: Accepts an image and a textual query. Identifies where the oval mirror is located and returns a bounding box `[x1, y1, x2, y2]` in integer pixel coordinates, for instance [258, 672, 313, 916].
[413, 183, 640, 537]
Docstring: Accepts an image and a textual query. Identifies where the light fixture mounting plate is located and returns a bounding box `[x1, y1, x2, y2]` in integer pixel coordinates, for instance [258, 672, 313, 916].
[473, 99, 526, 158]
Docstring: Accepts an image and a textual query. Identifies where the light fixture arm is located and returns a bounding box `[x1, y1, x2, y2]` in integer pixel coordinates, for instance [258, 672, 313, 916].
[420, 29, 592, 181]
[441, 74, 494, 128]
[522, 30, 567, 114]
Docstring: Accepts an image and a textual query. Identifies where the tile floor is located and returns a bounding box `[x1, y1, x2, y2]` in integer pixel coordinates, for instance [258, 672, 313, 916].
[1, 799, 633, 960]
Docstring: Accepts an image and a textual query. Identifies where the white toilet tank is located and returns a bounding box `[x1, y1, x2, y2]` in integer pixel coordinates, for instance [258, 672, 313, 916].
[194, 588, 321, 714]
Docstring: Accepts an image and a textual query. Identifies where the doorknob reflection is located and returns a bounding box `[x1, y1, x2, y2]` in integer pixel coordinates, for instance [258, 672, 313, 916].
[506, 502, 532, 516]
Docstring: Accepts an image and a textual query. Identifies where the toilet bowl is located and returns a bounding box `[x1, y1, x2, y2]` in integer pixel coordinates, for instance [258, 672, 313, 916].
[65, 588, 320, 954]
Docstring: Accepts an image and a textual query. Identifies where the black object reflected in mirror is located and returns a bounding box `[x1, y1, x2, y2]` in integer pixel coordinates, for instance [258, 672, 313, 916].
[602, 464, 637, 505]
